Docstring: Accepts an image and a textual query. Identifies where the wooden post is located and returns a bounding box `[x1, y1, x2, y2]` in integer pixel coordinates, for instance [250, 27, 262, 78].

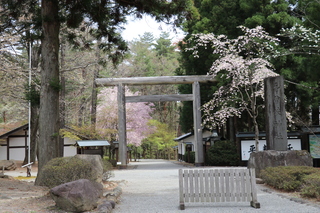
[264, 76, 288, 151]
[7, 137, 9, 160]
[118, 83, 127, 168]
[193, 82, 204, 166]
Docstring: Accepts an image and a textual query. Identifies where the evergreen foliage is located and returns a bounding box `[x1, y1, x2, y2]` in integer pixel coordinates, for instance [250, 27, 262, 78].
[260, 166, 320, 194]
[178, 0, 320, 133]
[205, 140, 239, 166]
[118, 32, 180, 131]
[184, 151, 195, 164]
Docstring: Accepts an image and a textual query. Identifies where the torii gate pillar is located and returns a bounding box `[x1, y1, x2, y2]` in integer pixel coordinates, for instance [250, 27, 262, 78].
[118, 83, 127, 168]
[193, 82, 204, 166]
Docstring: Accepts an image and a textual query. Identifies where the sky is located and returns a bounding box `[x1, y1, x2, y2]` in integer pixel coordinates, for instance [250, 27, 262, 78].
[121, 15, 185, 42]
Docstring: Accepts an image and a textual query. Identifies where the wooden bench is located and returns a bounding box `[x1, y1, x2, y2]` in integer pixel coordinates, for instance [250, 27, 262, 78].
[179, 168, 260, 210]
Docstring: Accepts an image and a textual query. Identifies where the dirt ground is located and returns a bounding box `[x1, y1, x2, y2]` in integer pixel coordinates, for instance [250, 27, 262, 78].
[0, 162, 64, 213]
[0, 162, 118, 213]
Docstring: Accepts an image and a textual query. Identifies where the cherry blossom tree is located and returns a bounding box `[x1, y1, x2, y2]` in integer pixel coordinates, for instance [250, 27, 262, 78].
[188, 26, 280, 151]
[96, 87, 155, 146]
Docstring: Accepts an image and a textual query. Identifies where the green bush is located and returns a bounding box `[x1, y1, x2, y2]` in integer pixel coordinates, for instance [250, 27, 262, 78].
[102, 158, 114, 181]
[260, 166, 318, 192]
[301, 171, 320, 200]
[35, 156, 98, 188]
[108, 159, 117, 167]
[205, 140, 239, 166]
[184, 151, 195, 163]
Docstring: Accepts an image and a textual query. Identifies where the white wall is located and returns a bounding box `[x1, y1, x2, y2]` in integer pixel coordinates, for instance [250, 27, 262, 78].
[10, 137, 25, 146]
[0, 136, 78, 161]
[9, 148, 25, 161]
[0, 145, 7, 160]
[63, 137, 77, 157]
[64, 146, 77, 157]
[7, 137, 26, 161]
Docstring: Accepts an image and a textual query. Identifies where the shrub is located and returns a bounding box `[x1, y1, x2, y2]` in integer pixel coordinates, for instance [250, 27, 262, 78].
[108, 159, 117, 167]
[205, 140, 239, 166]
[260, 166, 318, 192]
[301, 171, 320, 200]
[35, 156, 98, 188]
[102, 158, 114, 181]
[184, 151, 195, 164]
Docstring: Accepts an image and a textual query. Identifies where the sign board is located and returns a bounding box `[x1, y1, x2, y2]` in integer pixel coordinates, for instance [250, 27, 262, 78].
[241, 139, 302, 161]
[309, 135, 320, 158]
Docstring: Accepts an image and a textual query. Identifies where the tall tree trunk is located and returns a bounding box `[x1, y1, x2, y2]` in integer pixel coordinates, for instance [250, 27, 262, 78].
[252, 103, 259, 152]
[30, 103, 39, 163]
[78, 89, 85, 126]
[312, 105, 319, 125]
[91, 71, 98, 127]
[37, 0, 60, 175]
[227, 117, 235, 142]
[91, 41, 100, 128]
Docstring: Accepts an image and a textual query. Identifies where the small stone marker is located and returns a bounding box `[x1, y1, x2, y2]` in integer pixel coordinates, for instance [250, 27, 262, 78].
[264, 76, 288, 151]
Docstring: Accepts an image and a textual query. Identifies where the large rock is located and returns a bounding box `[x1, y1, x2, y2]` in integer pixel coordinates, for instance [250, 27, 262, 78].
[247, 150, 313, 178]
[0, 160, 17, 170]
[74, 154, 104, 183]
[35, 155, 104, 188]
[50, 179, 103, 212]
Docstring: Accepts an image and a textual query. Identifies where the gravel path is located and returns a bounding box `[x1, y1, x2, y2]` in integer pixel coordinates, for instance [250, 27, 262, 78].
[111, 159, 320, 213]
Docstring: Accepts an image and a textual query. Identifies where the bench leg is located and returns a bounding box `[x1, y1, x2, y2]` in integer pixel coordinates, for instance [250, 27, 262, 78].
[180, 202, 185, 210]
[250, 201, 260, 209]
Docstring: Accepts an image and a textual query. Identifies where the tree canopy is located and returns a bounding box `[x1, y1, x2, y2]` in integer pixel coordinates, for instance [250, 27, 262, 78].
[178, 0, 320, 136]
[0, 0, 198, 175]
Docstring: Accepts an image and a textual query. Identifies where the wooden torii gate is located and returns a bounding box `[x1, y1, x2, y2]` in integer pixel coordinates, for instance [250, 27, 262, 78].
[95, 75, 216, 167]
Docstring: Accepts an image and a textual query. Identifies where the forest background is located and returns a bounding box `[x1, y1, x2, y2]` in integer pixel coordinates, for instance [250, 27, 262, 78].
[1, 0, 320, 177]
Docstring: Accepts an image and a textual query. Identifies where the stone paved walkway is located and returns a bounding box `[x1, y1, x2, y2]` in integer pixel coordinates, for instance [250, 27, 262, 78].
[111, 159, 320, 213]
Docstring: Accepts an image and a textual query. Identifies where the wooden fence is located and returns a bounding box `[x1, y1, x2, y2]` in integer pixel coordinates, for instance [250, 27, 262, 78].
[179, 168, 260, 210]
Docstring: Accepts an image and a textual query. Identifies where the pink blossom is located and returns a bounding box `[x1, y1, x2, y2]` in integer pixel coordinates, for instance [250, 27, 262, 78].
[96, 87, 155, 146]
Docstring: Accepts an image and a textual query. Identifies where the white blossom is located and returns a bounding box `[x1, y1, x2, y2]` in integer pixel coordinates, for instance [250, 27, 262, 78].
[188, 26, 285, 151]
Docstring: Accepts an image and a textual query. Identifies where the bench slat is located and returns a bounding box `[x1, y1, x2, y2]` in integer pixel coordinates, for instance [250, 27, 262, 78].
[189, 170, 194, 202]
[210, 170, 215, 202]
[214, 169, 220, 202]
[225, 169, 230, 202]
[183, 170, 189, 202]
[230, 169, 235, 202]
[235, 170, 241, 202]
[194, 170, 199, 202]
[199, 170, 205, 202]
[204, 170, 210, 202]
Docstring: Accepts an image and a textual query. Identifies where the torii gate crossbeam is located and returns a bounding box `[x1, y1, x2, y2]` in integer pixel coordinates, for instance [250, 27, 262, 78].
[95, 75, 217, 167]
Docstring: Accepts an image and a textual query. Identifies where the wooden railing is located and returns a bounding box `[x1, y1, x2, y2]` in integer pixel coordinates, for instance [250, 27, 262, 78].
[179, 168, 260, 210]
